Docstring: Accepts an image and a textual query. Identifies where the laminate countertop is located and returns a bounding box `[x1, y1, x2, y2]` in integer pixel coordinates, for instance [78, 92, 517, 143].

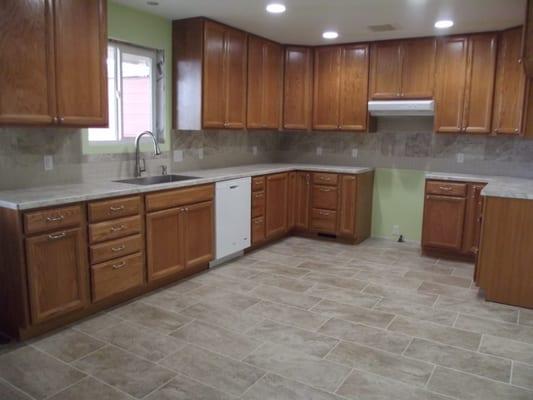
[0, 164, 373, 211]
[425, 172, 533, 201]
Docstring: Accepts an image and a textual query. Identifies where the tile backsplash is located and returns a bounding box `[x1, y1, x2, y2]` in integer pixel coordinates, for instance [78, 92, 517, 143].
[1, 118, 532, 190]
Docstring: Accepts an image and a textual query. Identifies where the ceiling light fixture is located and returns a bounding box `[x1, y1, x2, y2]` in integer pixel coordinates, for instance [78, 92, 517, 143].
[434, 20, 454, 29]
[266, 3, 286, 14]
[322, 31, 339, 39]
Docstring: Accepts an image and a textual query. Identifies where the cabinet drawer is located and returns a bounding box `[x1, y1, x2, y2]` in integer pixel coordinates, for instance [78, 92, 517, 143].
[88, 196, 141, 223]
[24, 205, 83, 235]
[426, 181, 467, 197]
[252, 191, 266, 218]
[252, 216, 265, 245]
[91, 253, 145, 303]
[313, 172, 338, 186]
[89, 215, 142, 244]
[146, 184, 214, 212]
[90, 234, 144, 265]
[312, 185, 338, 210]
[311, 208, 337, 234]
[252, 176, 265, 192]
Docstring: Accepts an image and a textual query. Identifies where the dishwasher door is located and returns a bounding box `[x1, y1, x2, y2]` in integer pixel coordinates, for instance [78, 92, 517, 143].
[215, 177, 251, 261]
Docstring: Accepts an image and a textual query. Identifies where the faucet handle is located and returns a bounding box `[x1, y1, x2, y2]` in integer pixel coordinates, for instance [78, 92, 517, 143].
[161, 165, 168, 176]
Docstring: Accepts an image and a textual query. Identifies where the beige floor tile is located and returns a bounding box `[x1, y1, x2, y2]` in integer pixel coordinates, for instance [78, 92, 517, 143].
[374, 298, 457, 326]
[249, 284, 321, 310]
[318, 318, 411, 354]
[428, 366, 533, 400]
[194, 272, 259, 294]
[243, 342, 350, 392]
[247, 272, 315, 292]
[404, 338, 511, 382]
[388, 316, 482, 350]
[301, 272, 368, 291]
[211, 263, 261, 280]
[297, 261, 360, 277]
[164, 279, 203, 295]
[48, 377, 130, 400]
[363, 284, 438, 307]
[311, 299, 395, 329]
[512, 362, 533, 391]
[435, 295, 519, 323]
[418, 282, 479, 300]
[186, 285, 261, 311]
[0, 379, 33, 400]
[145, 373, 237, 400]
[72, 313, 123, 335]
[0, 347, 86, 400]
[140, 289, 201, 314]
[244, 301, 329, 331]
[519, 309, 533, 327]
[455, 314, 533, 345]
[305, 283, 380, 308]
[180, 302, 264, 333]
[114, 302, 192, 334]
[160, 344, 264, 397]
[355, 270, 424, 290]
[479, 335, 533, 365]
[405, 270, 472, 288]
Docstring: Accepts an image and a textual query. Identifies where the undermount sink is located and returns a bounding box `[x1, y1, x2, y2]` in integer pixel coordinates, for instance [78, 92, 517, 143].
[114, 175, 200, 185]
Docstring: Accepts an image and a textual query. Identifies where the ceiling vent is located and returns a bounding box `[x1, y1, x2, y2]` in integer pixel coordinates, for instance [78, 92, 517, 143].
[368, 24, 396, 32]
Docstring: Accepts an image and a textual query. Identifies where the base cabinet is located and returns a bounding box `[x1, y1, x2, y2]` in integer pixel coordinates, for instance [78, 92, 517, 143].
[183, 201, 214, 269]
[294, 172, 311, 230]
[265, 173, 289, 239]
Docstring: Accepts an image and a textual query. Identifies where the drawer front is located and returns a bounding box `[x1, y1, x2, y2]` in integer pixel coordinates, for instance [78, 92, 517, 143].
[89, 215, 142, 244]
[90, 234, 144, 264]
[313, 172, 338, 186]
[252, 191, 266, 218]
[88, 196, 141, 223]
[311, 208, 337, 234]
[252, 216, 265, 245]
[146, 184, 214, 212]
[312, 185, 338, 210]
[252, 176, 265, 192]
[426, 181, 467, 197]
[91, 253, 144, 302]
[24, 205, 83, 235]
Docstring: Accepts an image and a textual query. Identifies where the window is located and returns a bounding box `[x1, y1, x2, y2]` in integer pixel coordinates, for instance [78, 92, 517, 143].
[89, 41, 161, 142]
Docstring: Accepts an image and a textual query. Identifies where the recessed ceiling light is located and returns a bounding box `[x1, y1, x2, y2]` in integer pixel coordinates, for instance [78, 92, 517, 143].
[322, 31, 339, 39]
[266, 3, 286, 13]
[434, 20, 454, 29]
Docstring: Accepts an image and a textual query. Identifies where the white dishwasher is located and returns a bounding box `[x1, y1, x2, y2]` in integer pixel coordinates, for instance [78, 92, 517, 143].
[211, 177, 251, 266]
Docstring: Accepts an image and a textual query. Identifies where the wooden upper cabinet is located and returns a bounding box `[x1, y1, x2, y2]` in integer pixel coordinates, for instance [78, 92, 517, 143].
[203, 21, 227, 128]
[524, 0, 533, 77]
[434, 37, 469, 133]
[0, 0, 107, 127]
[283, 47, 313, 130]
[224, 27, 248, 128]
[265, 173, 289, 239]
[313, 46, 341, 130]
[493, 27, 527, 135]
[247, 36, 283, 129]
[369, 41, 402, 99]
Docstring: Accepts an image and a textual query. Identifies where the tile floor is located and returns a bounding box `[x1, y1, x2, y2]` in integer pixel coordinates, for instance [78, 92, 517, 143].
[1, 237, 533, 400]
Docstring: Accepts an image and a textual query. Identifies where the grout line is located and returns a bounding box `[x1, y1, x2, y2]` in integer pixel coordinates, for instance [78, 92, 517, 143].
[0, 375, 40, 400]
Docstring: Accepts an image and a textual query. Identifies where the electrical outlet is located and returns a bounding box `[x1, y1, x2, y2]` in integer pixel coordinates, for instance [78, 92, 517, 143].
[392, 225, 400, 235]
[456, 153, 464, 164]
[197, 148, 204, 160]
[352, 148, 358, 159]
[316, 146, 323, 156]
[252, 146, 258, 156]
[43, 155, 54, 171]
[173, 150, 183, 162]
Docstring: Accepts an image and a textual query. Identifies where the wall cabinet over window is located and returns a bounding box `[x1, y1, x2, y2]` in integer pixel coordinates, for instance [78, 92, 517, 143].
[173, 18, 247, 130]
[0, 0, 108, 127]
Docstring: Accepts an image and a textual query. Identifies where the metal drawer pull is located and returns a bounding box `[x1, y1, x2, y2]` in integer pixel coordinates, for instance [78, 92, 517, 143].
[112, 261, 127, 270]
[254, 220, 263, 224]
[319, 188, 331, 192]
[254, 193, 264, 198]
[109, 205, 125, 212]
[321, 177, 331, 181]
[111, 224, 126, 232]
[46, 215, 65, 222]
[111, 245, 126, 252]
[48, 232, 66, 240]
[439, 186, 453, 191]
[319, 211, 330, 216]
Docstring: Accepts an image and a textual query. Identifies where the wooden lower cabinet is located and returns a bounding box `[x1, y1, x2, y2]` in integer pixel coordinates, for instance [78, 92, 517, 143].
[294, 172, 311, 230]
[338, 175, 357, 238]
[183, 201, 214, 269]
[25, 227, 89, 324]
[252, 216, 266, 245]
[265, 173, 289, 239]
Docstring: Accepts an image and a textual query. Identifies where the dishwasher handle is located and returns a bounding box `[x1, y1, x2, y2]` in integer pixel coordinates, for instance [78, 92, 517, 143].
[229, 185, 239, 189]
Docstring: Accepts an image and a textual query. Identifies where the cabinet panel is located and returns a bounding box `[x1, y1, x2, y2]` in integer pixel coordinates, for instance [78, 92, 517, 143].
[203, 21, 226, 128]
[252, 191, 266, 218]
[89, 215, 142, 244]
[313, 46, 341, 130]
[401, 38, 436, 99]
[25, 228, 88, 324]
[369, 42, 402, 99]
[463, 184, 486, 255]
[338, 175, 357, 238]
[224, 27, 247, 128]
[265, 173, 289, 239]
[288, 172, 296, 230]
[24, 205, 82, 235]
[88, 196, 141, 223]
[339, 44, 369, 131]
[0, 0, 56, 125]
[283, 47, 313, 130]
[312, 185, 338, 210]
[422, 195, 466, 251]
[54, 0, 107, 126]
[90, 234, 144, 265]
[184, 201, 214, 269]
[252, 216, 265, 245]
[146, 208, 185, 282]
[310, 209, 337, 234]
[434, 37, 469, 133]
[294, 172, 311, 230]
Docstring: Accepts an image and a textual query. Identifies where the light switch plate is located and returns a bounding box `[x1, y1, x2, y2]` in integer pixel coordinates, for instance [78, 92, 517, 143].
[456, 153, 464, 164]
[316, 146, 323, 156]
[173, 150, 183, 162]
[44, 155, 54, 171]
[352, 148, 358, 159]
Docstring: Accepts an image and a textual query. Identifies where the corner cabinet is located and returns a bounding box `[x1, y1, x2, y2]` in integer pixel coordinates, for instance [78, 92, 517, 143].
[173, 18, 247, 130]
[0, 0, 108, 127]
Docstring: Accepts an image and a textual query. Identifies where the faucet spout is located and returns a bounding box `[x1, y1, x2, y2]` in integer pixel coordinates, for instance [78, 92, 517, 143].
[134, 131, 161, 177]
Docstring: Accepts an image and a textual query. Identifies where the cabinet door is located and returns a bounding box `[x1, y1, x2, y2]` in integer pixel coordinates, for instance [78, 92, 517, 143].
[265, 173, 289, 239]
[54, 0, 107, 126]
[146, 208, 185, 282]
[313, 46, 341, 130]
[434, 37, 468, 133]
[287, 172, 296, 230]
[294, 172, 311, 230]
[184, 201, 214, 269]
[369, 41, 402, 99]
[462, 184, 485, 255]
[493, 27, 527, 135]
[224, 27, 247, 129]
[0, 0, 56, 125]
[25, 228, 88, 324]
[422, 195, 466, 251]
[463, 33, 497, 134]
[339, 44, 369, 131]
[401, 38, 436, 99]
[203, 21, 226, 128]
[283, 47, 313, 130]
[247, 36, 264, 128]
[338, 175, 357, 238]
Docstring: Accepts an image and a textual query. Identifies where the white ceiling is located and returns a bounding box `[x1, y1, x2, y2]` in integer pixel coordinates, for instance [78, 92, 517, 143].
[115, 0, 527, 45]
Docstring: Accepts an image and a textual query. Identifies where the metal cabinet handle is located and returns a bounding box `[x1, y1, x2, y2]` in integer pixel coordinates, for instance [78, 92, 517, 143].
[439, 186, 453, 191]
[48, 232, 66, 240]
[112, 261, 127, 270]
[319, 211, 330, 216]
[46, 215, 65, 222]
[109, 205, 125, 212]
[319, 188, 331, 192]
[110, 224, 126, 232]
[53, 116, 59, 124]
[111, 245, 126, 252]
[254, 219, 263, 224]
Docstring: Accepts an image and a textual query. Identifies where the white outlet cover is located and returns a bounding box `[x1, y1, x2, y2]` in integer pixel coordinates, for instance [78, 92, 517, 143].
[173, 150, 183, 162]
[316, 146, 323, 156]
[456, 153, 464, 164]
[198, 148, 204, 159]
[252, 146, 258, 156]
[352, 148, 358, 159]
[43, 155, 54, 171]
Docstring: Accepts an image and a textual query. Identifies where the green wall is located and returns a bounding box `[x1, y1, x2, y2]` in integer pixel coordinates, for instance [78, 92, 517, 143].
[371, 168, 425, 242]
[83, 1, 172, 154]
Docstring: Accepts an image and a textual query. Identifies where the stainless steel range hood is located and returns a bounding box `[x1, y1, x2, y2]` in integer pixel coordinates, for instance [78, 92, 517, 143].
[368, 100, 434, 117]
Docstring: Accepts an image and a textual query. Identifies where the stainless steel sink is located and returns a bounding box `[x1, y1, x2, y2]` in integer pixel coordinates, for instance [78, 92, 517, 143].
[114, 175, 200, 185]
